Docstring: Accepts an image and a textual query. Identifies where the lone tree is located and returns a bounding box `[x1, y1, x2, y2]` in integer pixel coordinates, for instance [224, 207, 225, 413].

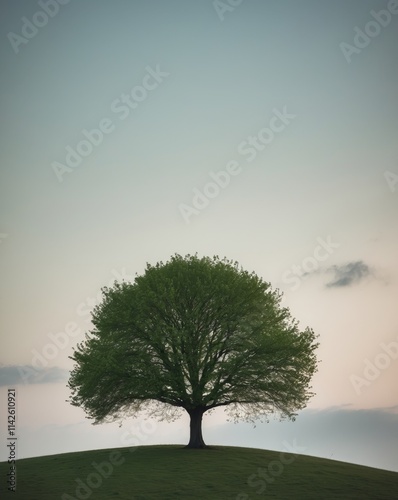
[68, 254, 319, 448]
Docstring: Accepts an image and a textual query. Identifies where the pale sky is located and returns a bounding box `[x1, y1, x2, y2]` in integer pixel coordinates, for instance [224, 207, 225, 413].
[0, 0, 397, 474]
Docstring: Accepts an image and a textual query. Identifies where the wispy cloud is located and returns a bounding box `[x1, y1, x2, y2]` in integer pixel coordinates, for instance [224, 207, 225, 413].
[325, 261, 371, 288]
[300, 260, 377, 289]
[0, 365, 68, 386]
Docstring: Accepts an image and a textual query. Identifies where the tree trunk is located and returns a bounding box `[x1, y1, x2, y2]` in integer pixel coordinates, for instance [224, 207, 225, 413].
[185, 407, 206, 448]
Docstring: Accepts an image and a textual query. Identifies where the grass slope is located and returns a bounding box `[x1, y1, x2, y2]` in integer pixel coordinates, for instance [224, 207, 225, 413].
[1, 445, 398, 499]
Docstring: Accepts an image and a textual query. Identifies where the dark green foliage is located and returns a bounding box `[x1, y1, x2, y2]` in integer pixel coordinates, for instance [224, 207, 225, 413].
[68, 254, 319, 445]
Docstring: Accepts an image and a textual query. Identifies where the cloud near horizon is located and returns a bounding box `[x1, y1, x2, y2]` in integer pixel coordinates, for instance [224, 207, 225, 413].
[0, 365, 68, 386]
[1, 405, 397, 472]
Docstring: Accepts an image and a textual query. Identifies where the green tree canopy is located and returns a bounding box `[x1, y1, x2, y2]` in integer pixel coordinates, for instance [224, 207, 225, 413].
[68, 254, 319, 448]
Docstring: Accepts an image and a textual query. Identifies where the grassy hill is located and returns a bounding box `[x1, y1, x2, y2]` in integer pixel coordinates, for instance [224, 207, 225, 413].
[1, 444, 398, 499]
